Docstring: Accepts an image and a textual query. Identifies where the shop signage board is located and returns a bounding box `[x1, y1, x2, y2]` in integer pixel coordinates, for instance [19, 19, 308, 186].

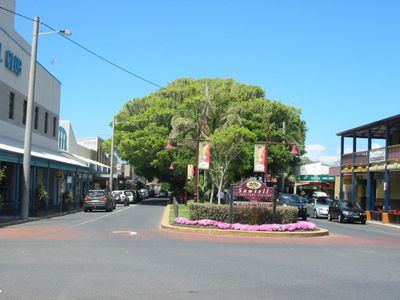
[233, 180, 275, 202]
[0, 42, 22, 76]
[369, 148, 385, 163]
[296, 175, 335, 182]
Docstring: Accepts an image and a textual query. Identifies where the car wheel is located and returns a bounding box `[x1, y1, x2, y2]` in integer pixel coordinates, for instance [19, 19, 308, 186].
[313, 210, 318, 219]
[361, 220, 366, 225]
[84, 208, 88, 212]
[328, 213, 332, 221]
[338, 213, 343, 223]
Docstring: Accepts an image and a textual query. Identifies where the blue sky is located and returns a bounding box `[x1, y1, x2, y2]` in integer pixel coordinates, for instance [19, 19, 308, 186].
[14, 0, 400, 163]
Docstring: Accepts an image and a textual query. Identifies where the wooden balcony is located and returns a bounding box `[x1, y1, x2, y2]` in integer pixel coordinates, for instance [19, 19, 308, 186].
[340, 144, 400, 166]
[388, 144, 400, 161]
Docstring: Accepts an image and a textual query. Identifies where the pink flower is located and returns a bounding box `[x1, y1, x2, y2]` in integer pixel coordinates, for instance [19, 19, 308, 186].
[174, 217, 317, 232]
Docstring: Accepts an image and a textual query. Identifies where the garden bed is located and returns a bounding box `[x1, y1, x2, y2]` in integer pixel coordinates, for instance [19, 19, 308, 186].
[174, 217, 317, 232]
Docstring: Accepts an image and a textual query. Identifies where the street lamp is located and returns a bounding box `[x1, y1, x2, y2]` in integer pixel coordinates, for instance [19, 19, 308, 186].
[21, 16, 72, 220]
[109, 116, 116, 192]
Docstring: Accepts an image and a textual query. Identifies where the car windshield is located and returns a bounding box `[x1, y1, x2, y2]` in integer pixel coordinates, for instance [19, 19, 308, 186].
[342, 201, 361, 209]
[316, 197, 333, 205]
[281, 194, 302, 203]
[88, 191, 105, 197]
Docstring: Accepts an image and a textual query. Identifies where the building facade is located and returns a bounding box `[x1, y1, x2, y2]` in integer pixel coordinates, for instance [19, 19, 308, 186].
[59, 121, 110, 190]
[0, 0, 90, 217]
[337, 114, 400, 224]
[293, 162, 335, 198]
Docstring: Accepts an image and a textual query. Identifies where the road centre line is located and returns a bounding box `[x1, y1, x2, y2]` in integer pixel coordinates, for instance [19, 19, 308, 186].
[71, 206, 133, 228]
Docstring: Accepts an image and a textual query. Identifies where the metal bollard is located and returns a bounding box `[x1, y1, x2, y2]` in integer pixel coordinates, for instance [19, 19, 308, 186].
[229, 193, 234, 224]
[173, 197, 179, 218]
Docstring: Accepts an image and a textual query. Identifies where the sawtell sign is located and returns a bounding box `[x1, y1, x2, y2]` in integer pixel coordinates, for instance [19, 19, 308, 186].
[233, 180, 275, 202]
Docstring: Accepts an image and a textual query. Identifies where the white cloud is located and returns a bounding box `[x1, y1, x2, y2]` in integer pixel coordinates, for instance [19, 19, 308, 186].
[304, 144, 339, 164]
[306, 141, 386, 165]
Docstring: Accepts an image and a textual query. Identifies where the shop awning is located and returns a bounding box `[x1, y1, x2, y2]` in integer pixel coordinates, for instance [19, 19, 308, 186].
[0, 136, 87, 169]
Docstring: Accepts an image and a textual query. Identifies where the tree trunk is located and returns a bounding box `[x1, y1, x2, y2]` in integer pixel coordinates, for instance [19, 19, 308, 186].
[209, 184, 215, 203]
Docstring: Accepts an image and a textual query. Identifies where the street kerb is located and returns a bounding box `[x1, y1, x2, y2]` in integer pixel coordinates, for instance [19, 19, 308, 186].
[160, 206, 329, 237]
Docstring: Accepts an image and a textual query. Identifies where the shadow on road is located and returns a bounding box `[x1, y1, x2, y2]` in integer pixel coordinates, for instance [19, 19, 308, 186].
[138, 197, 169, 206]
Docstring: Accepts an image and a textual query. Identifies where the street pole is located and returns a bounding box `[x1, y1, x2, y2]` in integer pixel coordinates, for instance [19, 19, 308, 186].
[194, 137, 199, 203]
[264, 143, 269, 185]
[109, 116, 115, 192]
[21, 16, 39, 220]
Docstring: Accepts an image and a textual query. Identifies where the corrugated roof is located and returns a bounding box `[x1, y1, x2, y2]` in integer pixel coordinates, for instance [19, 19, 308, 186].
[336, 114, 400, 139]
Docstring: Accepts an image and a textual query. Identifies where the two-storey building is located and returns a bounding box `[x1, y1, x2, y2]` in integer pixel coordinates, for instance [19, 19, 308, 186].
[337, 114, 400, 225]
[0, 0, 90, 217]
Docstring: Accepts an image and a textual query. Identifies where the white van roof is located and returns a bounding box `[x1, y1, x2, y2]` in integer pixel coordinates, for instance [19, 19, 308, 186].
[313, 191, 328, 197]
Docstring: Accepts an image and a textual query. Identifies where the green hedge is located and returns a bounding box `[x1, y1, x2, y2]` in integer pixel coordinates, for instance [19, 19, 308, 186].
[188, 203, 299, 224]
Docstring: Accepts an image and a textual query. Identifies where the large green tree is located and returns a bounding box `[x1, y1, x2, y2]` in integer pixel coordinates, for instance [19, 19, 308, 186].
[113, 78, 306, 200]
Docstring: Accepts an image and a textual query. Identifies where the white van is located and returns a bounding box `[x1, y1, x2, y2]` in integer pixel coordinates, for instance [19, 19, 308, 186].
[312, 191, 328, 198]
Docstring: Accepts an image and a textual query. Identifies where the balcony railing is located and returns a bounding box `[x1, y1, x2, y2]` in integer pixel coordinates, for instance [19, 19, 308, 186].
[355, 151, 368, 164]
[341, 144, 400, 166]
[388, 144, 400, 161]
[341, 153, 352, 165]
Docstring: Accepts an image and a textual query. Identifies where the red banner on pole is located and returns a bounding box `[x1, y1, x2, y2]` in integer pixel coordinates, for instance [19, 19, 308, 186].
[254, 144, 266, 172]
[198, 141, 211, 170]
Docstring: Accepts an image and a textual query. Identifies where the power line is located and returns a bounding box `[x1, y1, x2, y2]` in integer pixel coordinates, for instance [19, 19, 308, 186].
[0, 5, 167, 90]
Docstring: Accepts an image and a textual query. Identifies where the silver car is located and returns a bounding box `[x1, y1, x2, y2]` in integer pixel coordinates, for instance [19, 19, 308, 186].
[305, 197, 333, 218]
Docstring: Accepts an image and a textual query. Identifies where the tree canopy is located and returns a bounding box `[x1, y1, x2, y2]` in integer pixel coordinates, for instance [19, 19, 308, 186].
[113, 78, 307, 201]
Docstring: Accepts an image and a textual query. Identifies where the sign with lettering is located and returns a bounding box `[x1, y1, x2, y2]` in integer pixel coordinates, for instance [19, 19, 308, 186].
[296, 175, 335, 182]
[0, 42, 22, 76]
[369, 148, 385, 163]
[233, 180, 275, 202]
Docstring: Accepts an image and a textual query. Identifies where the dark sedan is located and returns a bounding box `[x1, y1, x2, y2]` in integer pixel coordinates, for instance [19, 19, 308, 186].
[83, 190, 114, 212]
[277, 193, 308, 221]
[328, 199, 366, 224]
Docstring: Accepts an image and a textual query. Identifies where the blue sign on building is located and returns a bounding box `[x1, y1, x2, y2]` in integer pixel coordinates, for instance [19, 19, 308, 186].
[0, 42, 22, 76]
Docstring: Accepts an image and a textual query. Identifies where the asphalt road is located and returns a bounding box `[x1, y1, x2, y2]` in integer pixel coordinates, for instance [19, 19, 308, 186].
[0, 198, 399, 300]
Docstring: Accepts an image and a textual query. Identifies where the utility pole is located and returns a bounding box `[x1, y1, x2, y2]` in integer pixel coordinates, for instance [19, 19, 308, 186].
[21, 16, 39, 219]
[109, 116, 115, 192]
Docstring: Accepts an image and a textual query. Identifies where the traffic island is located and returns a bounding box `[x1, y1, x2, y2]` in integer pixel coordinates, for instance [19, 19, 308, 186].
[160, 206, 329, 237]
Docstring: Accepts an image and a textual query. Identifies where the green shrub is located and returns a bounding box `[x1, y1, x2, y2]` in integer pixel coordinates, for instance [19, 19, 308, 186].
[188, 203, 300, 224]
[188, 203, 229, 222]
[275, 206, 299, 224]
[233, 205, 272, 225]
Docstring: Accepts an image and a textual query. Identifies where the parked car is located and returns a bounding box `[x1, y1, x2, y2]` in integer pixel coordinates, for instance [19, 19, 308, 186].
[133, 189, 142, 202]
[140, 188, 149, 199]
[158, 190, 169, 197]
[305, 197, 333, 218]
[148, 188, 155, 198]
[84, 190, 114, 212]
[328, 199, 367, 224]
[277, 193, 308, 221]
[123, 190, 135, 205]
[111, 190, 128, 206]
